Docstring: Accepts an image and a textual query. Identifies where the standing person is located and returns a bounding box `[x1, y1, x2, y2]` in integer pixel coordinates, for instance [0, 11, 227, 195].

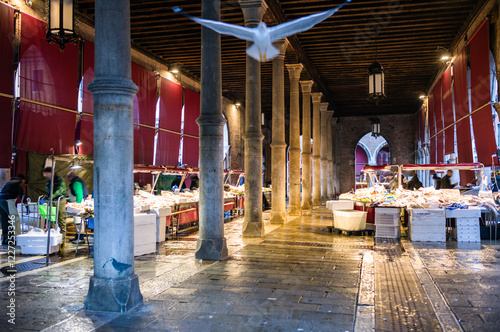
[67, 171, 89, 244]
[171, 175, 186, 192]
[190, 175, 199, 190]
[42, 167, 68, 249]
[432, 174, 441, 190]
[407, 173, 423, 191]
[0, 174, 26, 244]
[440, 170, 458, 189]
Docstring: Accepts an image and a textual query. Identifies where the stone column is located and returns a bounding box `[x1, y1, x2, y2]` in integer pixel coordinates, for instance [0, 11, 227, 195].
[270, 39, 288, 225]
[239, 0, 266, 237]
[311, 92, 322, 206]
[320, 102, 328, 201]
[326, 111, 334, 200]
[300, 80, 314, 211]
[195, 0, 228, 260]
[286, 64, 303, 216]
[85, 0, 143, 312]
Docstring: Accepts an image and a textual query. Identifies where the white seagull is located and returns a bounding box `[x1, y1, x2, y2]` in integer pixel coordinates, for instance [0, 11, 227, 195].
[173, 0, 351, 62]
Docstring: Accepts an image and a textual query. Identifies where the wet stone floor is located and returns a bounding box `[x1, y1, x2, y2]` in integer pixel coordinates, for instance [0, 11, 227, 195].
[0, 207, 500, 331]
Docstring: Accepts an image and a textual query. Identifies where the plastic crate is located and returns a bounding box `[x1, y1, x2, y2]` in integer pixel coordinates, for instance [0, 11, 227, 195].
[374, 208, 400, 226]
[375, 225, 400, 239]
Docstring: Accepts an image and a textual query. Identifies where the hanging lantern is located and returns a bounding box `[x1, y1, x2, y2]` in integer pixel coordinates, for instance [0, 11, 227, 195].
[368, 60, 385, 104]
[46, 0, 78, 50]
[371, 118, 381, 138]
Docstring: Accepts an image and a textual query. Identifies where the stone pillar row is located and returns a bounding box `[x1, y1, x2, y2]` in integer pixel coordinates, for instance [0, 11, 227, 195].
[320, 102, 328, 202]
[300, 81, 314, 211]
[326, 110, 334, 200]
[286, 64, 303, 216]
[311, 92, 322, 206]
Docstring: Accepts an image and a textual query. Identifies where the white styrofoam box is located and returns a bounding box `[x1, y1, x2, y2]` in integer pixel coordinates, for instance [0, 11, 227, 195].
[334, 210, 367, 231]
[456, 218, 480, 227]
[410, 217, 445, 227]
[410, 225, 446, 242]
[133, 207, 141, 214]
[21, 244, 59, 255]
[327, 200, 354, 211]
[16, 228, 63, 247]
[134, 214, 156, 256]
[445, 208, 481, 218]
[409, 209, 445, 218]
[148, 212, 167, 243]
[375, 225, 400, 239]
[150, 207, 172, 217]
[452, 228, 480, 242]
[375, 208, 400, 226]
[17, 203, 38, 214]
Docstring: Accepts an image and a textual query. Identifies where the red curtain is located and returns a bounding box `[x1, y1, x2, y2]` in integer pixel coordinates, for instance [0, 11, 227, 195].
[442, 66, 454, 155]
[469, 19, 497, 166]
[17, 14, 78, 155]
[0, 3, 14, 168]
[157, 77, 183, 166]
[433, 81, 444, 163]
[454, 48, 475, 185]
[79, 114, 94, 155]
[182, 89, 200, 167]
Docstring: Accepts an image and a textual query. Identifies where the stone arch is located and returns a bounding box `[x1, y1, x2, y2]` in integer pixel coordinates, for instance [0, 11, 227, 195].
[336, 114, 415, 193]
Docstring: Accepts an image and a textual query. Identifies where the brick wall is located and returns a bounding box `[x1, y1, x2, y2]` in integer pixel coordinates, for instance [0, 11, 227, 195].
[335, 114, 416, 193]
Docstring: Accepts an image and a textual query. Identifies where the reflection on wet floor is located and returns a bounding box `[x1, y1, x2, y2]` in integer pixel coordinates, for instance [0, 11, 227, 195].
[0, 207, 500, 331]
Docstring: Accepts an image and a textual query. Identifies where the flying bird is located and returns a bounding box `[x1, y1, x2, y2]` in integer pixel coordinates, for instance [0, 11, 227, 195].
[103, 257, 132, 275]
[173, 0, 351, 62]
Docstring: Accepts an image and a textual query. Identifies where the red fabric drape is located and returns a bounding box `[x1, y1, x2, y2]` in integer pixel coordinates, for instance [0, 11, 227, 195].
[132, 62, 156, 127]
[17, 14, 78, 155]
[182, 89, 200, 167]
[79, 114, 94, 155]
[15, 102, 76, 155]
[442, 66, 454, 155]
[157, 78, 183, 166]
[469, 19, 497, 166]
[428, 93, 435, 138]
[156, 131, 180, 167]
[433, 81, 444, 163]
[0, 3, 14, 168]
[82, 42, 94, 115]
[454, 48, 475, 185]
[430, 138, 437, 164]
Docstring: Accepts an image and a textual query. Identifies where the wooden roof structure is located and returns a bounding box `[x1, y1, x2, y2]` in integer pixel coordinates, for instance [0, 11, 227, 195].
[76, 0, 485, 117]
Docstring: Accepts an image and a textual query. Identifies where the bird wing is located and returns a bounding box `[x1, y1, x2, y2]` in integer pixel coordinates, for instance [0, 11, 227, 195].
[173, 6, 255, 42]
[268, 0, 351, 41]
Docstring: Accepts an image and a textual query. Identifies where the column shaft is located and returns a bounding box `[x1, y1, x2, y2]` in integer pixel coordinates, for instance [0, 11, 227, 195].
[286, 64, 303, 216]
[195, 0, 228, 260]
[240, 0, 266, 237]
[311, 92, 322, 206]
[85, 0, 143, 312]
[326, 111, 334, 200]
[300, 81, 314, 211]
[270, 40, 288, 225]
[320, 102, 328, 201]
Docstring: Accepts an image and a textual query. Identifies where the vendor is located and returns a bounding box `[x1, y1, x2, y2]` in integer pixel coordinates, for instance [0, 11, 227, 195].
[171, 175, 186, 191]
[440, 170, 457, 189]
[432, 174, 441, 190]
[0, 174, 26, 244]
[190, 175, 199, 190]
[66, 171, 89, 244]
[42, 167, 68, 250]
[407, 173, 423, 191]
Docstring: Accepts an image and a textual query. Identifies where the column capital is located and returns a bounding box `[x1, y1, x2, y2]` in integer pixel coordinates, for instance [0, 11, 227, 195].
[239, 0, 267, 27]
[300, 80, 314, 93]
[272, 39, 288, 59]
[286, 63, 303, 80]
[326, 110, 334, 117]
[311, 92, 322, 103]
[319, 102, 329, 113]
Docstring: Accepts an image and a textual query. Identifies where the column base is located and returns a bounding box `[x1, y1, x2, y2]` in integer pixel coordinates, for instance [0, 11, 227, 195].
[301, 201, 312, 211]
[270, 210, 287, 224]
[85, 274, 143, 313]
[313, 199, 322, 206]
[288, 205, 302, 216]
[195, 237, 228, 261]
[242, 221, 264, 237]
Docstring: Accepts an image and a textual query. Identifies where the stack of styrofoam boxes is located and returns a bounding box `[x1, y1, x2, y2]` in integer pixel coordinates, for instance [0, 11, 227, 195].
[374, 208, 401, 239]
[134, 213, 156, 256]
[17, 203, 39, 231]
[16, 228, 63, 255]
[447, 208, 481, 242]
[327, 200, 354, 228]
[409, 209, 446, 242]
[148, 206, 172, 243]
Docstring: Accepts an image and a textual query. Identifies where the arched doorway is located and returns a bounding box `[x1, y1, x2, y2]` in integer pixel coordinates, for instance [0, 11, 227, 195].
[355, 133, 390, 190]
